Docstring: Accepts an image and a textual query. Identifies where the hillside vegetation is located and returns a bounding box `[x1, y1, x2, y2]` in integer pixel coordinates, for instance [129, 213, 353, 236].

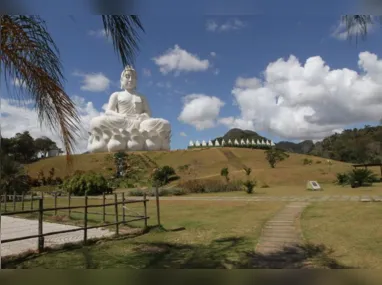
[26, 148, 356, 186]
[213, 126, 382, 164]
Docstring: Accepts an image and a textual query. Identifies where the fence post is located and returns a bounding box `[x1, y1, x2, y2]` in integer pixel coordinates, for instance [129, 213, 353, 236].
[122, 192, 126, 224]
[13, 191, 16, 212]
[102, 192, 106, 223]
[84, 194, 88, 245]
[21, 192, 25, 211]
[114, 193, 119, 235]
[54, 193, 58, 215]
[30, 192, 33, 211]
[155, 186, 161, 226]
[68, 192, 71, 217]
[4, 191, 7, 212]
[143, 193, 148, 229]
[38, 198, 44, 253]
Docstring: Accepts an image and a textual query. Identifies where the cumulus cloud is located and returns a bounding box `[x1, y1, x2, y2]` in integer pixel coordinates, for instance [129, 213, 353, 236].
[220, 51, 382, 140]
[206, 19, 246, 32]
[1, 96, 102, 154]
[153, 45, 210, 75]
[73, 71, 111, 92]
[88, 29, 107, 38]
[178, 94, 225, 130]
[180, 132, 187, 137]
[142, 68, 152, 77]
[331, 20, 375, 40]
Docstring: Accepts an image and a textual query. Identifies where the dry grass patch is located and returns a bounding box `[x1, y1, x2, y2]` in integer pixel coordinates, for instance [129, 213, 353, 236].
[301, 202, 382, 269]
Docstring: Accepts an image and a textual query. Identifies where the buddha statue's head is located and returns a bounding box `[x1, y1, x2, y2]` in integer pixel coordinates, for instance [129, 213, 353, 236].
[120, 66, 137, 91]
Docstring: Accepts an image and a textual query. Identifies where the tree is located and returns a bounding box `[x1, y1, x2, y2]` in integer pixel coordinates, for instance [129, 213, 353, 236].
[34, 136, 58, 157]
[0, 153, 31, 194]
[1, 15, 144, 159]
[220, 167, 229, 182]
[265, 148, 290, 168]
[152, 166, 176, 186]
[12, 131, 36, 162]
[341, 15, 375, 42]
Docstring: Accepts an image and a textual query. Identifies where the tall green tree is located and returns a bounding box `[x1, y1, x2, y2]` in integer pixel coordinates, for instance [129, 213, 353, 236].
[265, 148, 290, 168]
[1, 15, 144, 159]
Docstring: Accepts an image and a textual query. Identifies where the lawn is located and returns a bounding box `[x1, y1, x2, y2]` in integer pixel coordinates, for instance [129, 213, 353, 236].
[301, 201, 382, 269]
[2, 199, 285, 269]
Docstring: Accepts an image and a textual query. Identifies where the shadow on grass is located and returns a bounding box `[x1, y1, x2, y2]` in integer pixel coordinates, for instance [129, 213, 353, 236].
[2, 232, 354, 269]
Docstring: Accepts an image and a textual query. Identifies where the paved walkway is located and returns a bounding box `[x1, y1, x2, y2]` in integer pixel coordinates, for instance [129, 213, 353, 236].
[254, 202, 311, 268]
[1, 216, 114, 257]
[125, 195, 382, 202]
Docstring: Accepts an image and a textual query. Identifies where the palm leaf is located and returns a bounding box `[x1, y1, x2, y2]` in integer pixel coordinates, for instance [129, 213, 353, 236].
[1, 15, 80, 162]
[341, 15, 380, 42]
[101, 15, 144, 67]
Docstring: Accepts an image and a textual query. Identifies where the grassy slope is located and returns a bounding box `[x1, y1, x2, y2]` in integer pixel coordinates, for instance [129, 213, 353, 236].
[25, 147, 380, 186]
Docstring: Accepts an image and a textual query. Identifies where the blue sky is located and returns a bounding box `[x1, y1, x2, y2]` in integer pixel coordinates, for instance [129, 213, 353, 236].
[2, 6, 382, 152]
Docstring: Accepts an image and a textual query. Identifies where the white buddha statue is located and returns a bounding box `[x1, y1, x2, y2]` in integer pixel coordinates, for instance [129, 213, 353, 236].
[87, 66, 171, 152]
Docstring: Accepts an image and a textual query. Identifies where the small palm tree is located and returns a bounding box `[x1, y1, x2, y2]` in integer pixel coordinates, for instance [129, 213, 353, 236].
[348, 168, 378, 187]
[1, 15, 144, 160]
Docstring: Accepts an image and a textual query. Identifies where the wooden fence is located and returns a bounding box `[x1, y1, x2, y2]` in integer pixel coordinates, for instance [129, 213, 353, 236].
[0, 191, 149, 253]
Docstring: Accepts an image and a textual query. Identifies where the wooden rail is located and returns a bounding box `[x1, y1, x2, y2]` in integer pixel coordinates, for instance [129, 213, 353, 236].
[0, 192, 149, 253]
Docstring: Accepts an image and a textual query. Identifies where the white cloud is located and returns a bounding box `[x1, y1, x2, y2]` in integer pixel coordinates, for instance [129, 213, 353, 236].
[156, 81, 172, 89]
[178, 94, 225, 130]
[143, 68, 152, 77]
[214, 68, 220, 75]
[73, 71, 111, 92]
[206, 18, 246, 32]
[88, 29, 107, 38]
[153, 45, 210, 75]
[331, 20, 375, 40]
[220, 51, 382, 141]
[210, 52, 217, 57]
[1, 96, 102, 154]
[235, 77, 262, 89]
[180, 132, 187, 137]
[12, 78, 26, 88]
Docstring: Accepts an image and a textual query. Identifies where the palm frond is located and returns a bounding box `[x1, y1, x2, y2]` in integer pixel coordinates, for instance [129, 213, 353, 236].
[1, 15, 80, 162]
[102, 15, 144, 67]
[341, 15, 374, 42]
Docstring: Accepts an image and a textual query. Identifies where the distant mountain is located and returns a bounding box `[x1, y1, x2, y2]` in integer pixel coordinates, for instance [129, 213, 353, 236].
[213, 128, 269, 144]
[214, 126, 382, 164]
[276, 140, 314, 154]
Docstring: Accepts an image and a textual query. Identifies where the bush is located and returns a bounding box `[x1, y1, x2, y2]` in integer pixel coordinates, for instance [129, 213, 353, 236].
[177, 179, 243, 193]
[171, 188, 188, 196]
[128, 188, 177, 197]
[316, 160, 322, 164]
[128, 189, 145, 196]
[152, 166, 176, 186]
[260, 182, 270, 188]
[62, 172, 110, 196]
[347, 168, 378, 187]
[335, 172, 349, 185]
[243, 180, 256, 194]
[303, 158, 313, 165]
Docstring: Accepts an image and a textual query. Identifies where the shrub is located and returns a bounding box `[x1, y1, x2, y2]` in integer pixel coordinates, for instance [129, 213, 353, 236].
[171, 188, 188, 196]
[62, 172, 110, 196]
[178, 179, 243, 193]
[243, 166, 252, 176]
[260, 182, 270, 188]
[303, 158, 313, 165]
[347, 168, 378, 187]
[128, 189, 145, 196]
[220, 167, 229, 182]
[316, 160, 322, 164]
[152, 166, 176, 186]
[335, 172, 349, 185]
[243, 180, 256, 194]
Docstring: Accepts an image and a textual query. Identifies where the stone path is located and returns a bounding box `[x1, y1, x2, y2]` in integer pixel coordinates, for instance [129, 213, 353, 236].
[1, 216, 114, 257]
[256, 202, 309, 255]
[125, 195, 382, 202]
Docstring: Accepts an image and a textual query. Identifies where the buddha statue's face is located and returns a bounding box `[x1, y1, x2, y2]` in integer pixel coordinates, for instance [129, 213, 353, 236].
[121, 68, 137, 91]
